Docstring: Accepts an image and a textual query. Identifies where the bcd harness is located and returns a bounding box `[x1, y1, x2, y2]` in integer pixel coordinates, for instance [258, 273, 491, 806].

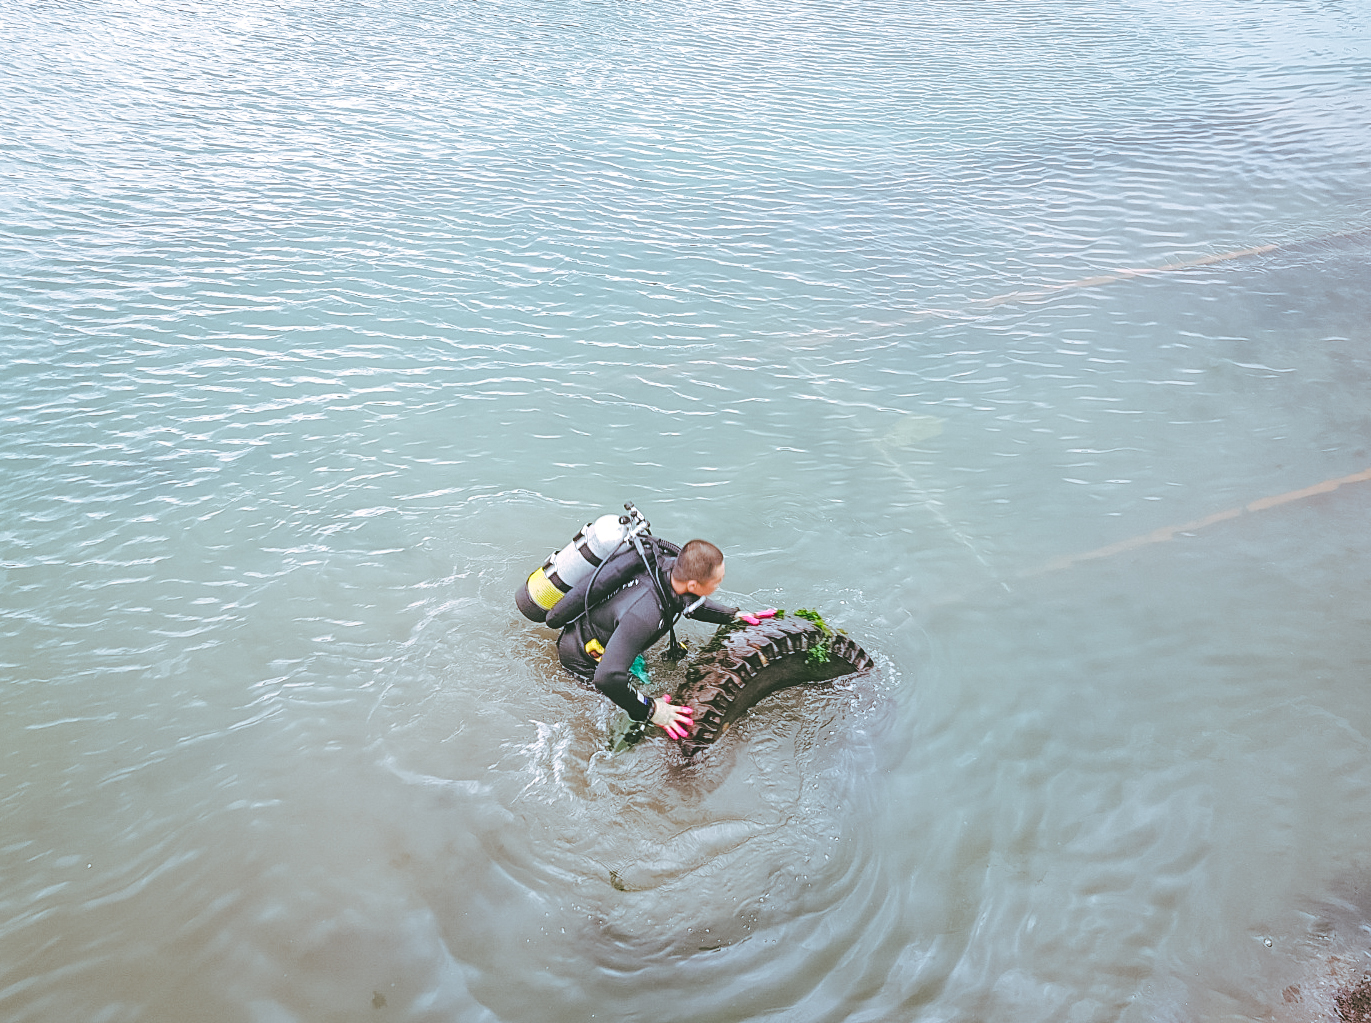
[548, 530, 692, 664]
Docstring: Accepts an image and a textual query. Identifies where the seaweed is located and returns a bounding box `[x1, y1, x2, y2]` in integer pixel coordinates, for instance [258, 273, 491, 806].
[693, 608, 837, 667]
[792, 608, 832, 664]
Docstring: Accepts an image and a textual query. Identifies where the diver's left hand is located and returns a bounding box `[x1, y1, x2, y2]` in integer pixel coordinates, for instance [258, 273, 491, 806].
[650, 695, 694, 740]
[737, 608, 777, 626]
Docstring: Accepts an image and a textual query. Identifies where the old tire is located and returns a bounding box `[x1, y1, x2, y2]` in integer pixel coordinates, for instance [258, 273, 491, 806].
[674, 617, 873, 755]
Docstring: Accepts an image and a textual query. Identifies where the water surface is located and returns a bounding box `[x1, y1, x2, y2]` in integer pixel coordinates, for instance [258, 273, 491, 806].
[3, 0, 1371, 1020]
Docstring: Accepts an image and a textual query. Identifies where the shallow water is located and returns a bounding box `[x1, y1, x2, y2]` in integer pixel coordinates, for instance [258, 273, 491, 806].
[3, 1, 1371, 1021]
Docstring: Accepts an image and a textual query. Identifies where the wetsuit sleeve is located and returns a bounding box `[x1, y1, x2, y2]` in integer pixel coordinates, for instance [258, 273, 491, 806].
[591, 597, 659, 722]
[686, 597, 738, 625]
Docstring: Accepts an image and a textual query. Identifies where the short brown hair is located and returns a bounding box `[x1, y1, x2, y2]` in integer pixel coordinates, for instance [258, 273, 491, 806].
[672, 539, 723, 583]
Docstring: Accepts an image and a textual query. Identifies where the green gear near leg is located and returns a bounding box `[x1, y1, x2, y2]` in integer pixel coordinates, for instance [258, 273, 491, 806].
[608, 656, 653, 753]
[629, 654, 651, 686]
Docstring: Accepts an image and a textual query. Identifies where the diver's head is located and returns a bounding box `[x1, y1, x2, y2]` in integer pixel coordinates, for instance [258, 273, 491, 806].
[671, 539, 725, 597]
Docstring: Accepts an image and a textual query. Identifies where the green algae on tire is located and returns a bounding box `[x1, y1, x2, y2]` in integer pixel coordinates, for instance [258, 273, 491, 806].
[673, 613, 873, 755]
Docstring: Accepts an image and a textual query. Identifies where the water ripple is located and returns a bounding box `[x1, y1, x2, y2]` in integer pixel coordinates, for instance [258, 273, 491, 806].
[4, 0, 1371, 1019]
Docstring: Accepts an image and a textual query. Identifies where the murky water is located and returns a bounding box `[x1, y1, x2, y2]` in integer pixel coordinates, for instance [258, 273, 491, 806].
[4, 1, 1371, 1020]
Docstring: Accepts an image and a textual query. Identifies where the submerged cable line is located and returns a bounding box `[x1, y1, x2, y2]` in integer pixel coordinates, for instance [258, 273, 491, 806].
[974, 243, 1282, 308]
[1026, 466, 1371, 577]
[896, 223, 1371, 319]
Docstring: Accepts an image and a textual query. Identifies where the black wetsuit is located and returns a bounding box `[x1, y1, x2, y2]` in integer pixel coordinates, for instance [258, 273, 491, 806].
[556, 552, 737, 721]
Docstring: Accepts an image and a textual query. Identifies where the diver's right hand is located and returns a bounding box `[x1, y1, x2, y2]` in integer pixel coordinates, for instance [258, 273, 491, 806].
[738, 608, 777, 626]
[650, 695, 694, 740]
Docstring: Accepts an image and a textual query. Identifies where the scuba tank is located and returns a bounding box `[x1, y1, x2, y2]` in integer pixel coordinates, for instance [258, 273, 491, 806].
[514, 504, 650, 623]
[545, 534, 681, 631]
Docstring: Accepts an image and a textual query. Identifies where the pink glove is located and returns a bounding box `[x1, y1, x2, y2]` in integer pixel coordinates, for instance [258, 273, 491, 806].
[651, 695, 694, 740]
[739, 608, 778, 626]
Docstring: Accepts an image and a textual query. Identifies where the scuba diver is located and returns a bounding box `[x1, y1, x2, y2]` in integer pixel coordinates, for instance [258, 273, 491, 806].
[515, 506, 775, 741]
[554, 538, 734, 740]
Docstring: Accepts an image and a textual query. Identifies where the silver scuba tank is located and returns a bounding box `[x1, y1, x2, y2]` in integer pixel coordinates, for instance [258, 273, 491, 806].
[514, 505, 649, 623]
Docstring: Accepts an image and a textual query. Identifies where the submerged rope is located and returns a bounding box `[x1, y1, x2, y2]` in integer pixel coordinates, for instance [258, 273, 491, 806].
[911, 464, 1371, 615]
[896, 223, 1370, 318]
[1026, 466, 1371, 577]
[974, 243, 1282, 308]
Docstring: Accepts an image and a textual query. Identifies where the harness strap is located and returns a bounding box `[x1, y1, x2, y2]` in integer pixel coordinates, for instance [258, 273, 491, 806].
[629, 533, 688, 661]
